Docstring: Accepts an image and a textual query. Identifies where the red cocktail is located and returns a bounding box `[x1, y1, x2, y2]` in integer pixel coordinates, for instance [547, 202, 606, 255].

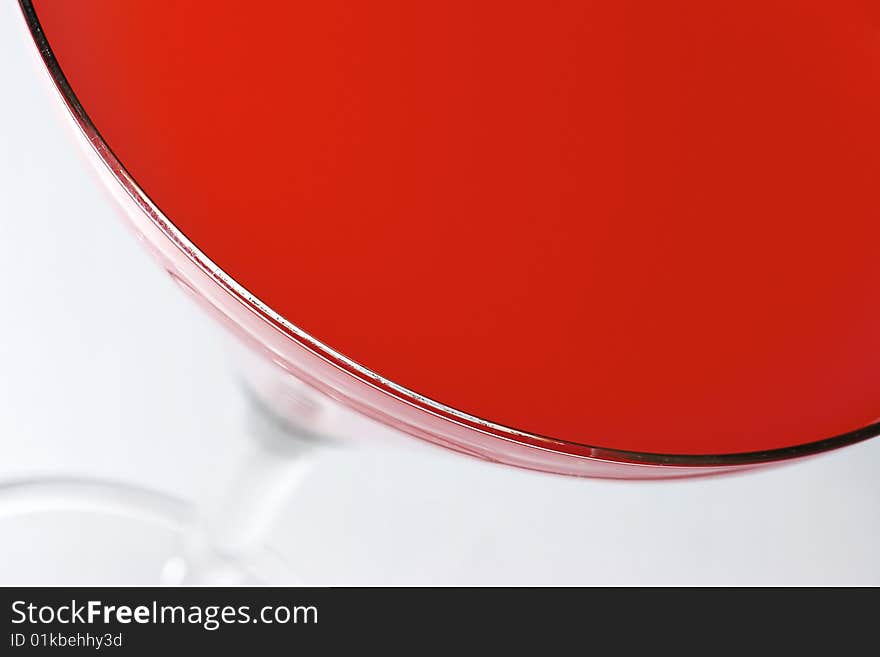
[21, 0, 880, 476]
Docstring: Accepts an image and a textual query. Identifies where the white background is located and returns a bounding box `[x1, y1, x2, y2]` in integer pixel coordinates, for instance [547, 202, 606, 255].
[1, 1, 878, 585]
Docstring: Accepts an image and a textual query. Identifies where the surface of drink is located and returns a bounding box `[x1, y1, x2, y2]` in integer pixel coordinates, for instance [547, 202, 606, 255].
[34, 0, 880, 455]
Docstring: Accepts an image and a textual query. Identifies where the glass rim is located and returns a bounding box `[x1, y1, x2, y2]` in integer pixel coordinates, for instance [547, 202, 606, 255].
[19, 0, 880, 470]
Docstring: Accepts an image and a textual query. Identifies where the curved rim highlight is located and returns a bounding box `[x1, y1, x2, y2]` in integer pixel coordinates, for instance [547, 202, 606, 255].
[18, 0, 880, 468]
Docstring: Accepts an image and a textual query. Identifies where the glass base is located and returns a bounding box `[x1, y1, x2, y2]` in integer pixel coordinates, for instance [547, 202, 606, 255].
[0, 478, 303, 585]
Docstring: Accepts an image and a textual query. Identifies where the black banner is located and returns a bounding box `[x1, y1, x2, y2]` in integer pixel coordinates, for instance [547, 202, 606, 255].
[0, 587, 869, 653]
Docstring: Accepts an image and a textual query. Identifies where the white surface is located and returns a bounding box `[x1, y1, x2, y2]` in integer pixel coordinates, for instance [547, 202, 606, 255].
[1, 2, 878, 585]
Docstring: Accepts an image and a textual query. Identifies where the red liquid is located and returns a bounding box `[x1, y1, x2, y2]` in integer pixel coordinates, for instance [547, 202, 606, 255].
[34, 1, 880, 455]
